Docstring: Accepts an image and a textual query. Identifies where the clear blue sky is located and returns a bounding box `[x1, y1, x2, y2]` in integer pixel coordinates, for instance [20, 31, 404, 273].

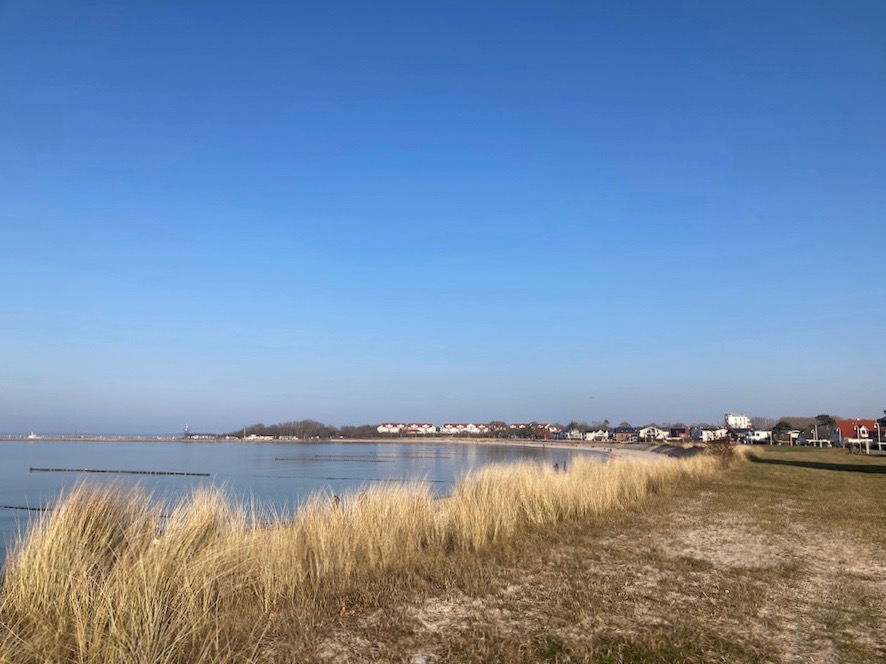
[2, 1, 884, 433]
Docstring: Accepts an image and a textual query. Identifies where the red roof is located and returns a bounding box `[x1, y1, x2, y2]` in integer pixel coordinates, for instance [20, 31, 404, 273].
[835, 419, 878, 439]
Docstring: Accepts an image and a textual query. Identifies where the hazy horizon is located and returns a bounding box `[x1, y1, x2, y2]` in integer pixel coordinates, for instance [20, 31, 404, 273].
[2, 1, 884, 434]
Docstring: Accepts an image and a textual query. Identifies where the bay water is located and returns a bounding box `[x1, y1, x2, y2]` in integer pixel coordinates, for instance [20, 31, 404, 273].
[0, 440, 601, 567]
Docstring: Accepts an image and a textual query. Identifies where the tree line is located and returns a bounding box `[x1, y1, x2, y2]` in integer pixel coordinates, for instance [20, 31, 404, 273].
[227, 420, 371, 440]
[228, 420, 563, 440]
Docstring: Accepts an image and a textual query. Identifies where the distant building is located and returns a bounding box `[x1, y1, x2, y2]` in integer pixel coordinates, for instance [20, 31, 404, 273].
[637, 426, 668, 442]
[747, 430, 772, 444]
[728, 428, 753, 443]
[691, 427, 728, 442]
[613, 426, 637, 443]
[534, 423, 562, 440]
[668, 426, 691, 440]
[725, 413, 752, 430]
[405, 423, 437, 435]
[797, 424, 830, 446]
[440, 423, 489, 435]
[831, 419, 878, 447]
[439, 423, 461, 435]
[377, 423, 408, 435]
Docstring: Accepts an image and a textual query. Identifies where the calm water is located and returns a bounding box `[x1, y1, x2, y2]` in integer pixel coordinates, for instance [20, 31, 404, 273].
[0, 440, 600, 566]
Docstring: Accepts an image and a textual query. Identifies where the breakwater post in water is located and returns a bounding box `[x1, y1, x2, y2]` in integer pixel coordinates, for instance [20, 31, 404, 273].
[29, 467, 210, 477]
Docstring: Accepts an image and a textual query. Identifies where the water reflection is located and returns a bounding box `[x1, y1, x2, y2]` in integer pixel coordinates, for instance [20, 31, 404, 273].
[0, 440, 601, 566]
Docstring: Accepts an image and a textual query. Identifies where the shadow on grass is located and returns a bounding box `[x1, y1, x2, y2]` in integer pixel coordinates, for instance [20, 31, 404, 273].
[752, 457, 886, 474]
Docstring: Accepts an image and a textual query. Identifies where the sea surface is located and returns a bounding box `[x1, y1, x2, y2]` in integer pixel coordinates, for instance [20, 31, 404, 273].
[0, 440, 601, 567]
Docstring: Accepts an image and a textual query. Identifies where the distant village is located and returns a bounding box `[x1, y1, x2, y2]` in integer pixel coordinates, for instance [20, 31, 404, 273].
[232, 411, 886, 454]
[371, 412, 886, 450]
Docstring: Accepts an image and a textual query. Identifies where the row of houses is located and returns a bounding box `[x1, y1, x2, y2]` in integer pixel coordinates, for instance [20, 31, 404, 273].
[796, 417, 886, 450]
[688, 416, 886, 449]
[376, 422, 726, 442]
[624, 417, 884, 447]
[377, 422, 564, 437]
[603, 425, 730, 443]
[377, 423, 439, 435]
[378, 412, 757, 442]
[734, 416, 886, 450]
[377, 413, 886, 450]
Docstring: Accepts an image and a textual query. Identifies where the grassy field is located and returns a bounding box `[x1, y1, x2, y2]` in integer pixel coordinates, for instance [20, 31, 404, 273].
[310, 446, 883, 664]
[1, 446, 883, 663]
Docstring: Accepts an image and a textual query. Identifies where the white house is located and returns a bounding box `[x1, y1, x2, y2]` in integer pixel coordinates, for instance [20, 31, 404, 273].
[725, 413, 752, 430]
[377, 423, 408, 435]
[747, 430, 772, 443]
[584, 429, 610, 442]
[441, 423, 491, 435]
[565, 429, 585, 441]
[691, 427, 729, 443]
[637, 426, 668, 441]
[406, 423, 437, 435]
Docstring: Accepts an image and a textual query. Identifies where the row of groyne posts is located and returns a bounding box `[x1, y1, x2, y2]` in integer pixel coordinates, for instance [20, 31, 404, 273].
[27, 467, 210, 477]
[1, 467, 211, 512]
[2, 467, 332, 529]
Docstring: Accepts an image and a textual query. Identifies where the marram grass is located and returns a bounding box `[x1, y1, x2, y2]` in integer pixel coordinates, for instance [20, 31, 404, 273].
[0, 448, 746, 663]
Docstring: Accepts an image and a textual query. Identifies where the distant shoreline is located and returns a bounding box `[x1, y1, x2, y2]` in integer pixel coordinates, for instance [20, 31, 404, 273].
[0, 435, 684, 461]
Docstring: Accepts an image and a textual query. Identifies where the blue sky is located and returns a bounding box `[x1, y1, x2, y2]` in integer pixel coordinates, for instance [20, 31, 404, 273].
[2, 1, 884, 433]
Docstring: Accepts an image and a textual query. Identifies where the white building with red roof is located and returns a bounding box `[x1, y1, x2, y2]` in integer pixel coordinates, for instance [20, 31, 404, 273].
[830, 418, 879, 447]
[406, 423, 437, 435]
[377, 423, 409, 434]
[439, 423, 491, 435]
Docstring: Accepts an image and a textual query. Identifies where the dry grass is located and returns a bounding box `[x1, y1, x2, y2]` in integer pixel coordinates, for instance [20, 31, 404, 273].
[312, 445, 884, 664]
[0, 450, 740, 663]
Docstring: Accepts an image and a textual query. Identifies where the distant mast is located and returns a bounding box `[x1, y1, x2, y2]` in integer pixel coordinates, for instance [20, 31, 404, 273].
[183, 423, 191, 440]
